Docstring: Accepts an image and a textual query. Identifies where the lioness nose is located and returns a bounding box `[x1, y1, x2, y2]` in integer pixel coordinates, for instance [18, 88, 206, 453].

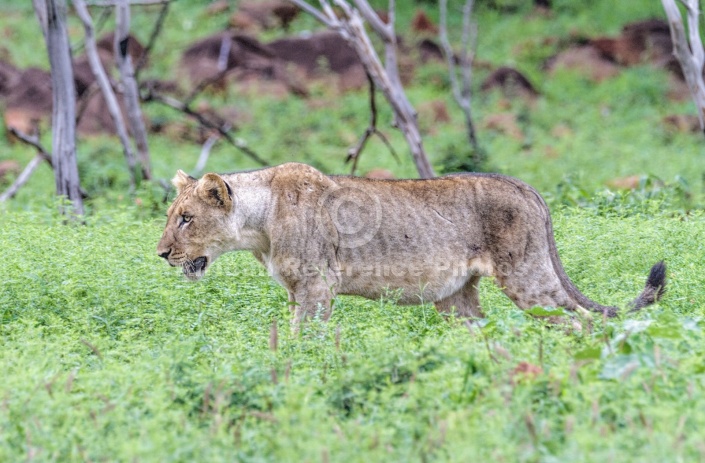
[158, 249, 171, 260]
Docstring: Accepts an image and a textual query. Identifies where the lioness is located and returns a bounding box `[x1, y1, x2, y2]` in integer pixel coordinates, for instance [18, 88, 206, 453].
[157, 162, 666, 330]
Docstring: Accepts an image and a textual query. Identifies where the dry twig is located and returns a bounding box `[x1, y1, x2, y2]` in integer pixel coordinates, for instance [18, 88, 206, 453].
[439, 0, 480, 151]
[134, 0, 170, 77]
[345, 73, 398, 175]
[0, 129, 51, 202]
[142, 86, 269, 166]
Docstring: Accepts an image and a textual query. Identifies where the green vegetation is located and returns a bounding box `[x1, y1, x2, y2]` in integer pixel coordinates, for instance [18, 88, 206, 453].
[2, 207, 704, 461]
[1, 0, 704, 461]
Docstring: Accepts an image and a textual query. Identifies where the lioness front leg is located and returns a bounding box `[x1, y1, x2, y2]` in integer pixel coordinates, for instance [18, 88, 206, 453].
[289, 282, 335, 334]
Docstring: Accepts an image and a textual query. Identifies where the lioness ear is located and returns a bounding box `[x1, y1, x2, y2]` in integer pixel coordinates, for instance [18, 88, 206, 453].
[172, 169, 196, 192]
[196, 173, 233, 210]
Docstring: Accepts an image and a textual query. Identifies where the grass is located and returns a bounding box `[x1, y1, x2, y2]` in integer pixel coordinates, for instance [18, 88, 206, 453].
[1, 206, 704, 461]
[1, 0, 705, 460]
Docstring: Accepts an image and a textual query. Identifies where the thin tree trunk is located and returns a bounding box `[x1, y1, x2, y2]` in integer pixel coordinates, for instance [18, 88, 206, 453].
[74, 0, 138, 188]
[662, 0, 705, 133]
[115, 0, 153, 180]
[39, 0, 84, 216]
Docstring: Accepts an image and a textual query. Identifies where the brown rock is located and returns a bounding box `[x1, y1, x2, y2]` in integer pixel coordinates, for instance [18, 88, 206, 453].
[606, 175, 642, 190]
[662, 114, 702, 133]
[511, 362, 543, 383]
[419, 99, 451, 125]
[0, 160, 20, 181]
[483, 113, 524, 141]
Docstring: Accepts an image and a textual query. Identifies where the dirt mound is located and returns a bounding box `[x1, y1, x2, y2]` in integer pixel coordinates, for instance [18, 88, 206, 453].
[5, 67, 51, 112]
[545, 45, 620, 82]
[417, 39, 445, 63]
[3, 67, 52, 138]
[591, 19, 674, 68]
[481, 67, 539, 99]
[269, 32, 360, 76]
[268, 31, 366, 90]
[0, 59, 21, 99]
[180, 32, 306, 95]
[76, 85, 129, 136]
[411, 10, 438, 35]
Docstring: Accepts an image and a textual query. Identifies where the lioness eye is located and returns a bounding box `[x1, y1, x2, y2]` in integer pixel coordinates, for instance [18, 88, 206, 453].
[182, 215, 192, 223]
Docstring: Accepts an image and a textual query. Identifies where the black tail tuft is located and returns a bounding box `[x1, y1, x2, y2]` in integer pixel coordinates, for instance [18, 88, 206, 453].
[631, 261, 667, 311]
[646, 261, 667, 298]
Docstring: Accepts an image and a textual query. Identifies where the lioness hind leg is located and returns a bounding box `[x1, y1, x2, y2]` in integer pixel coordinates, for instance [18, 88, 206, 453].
[434, 276, 484, 318]
[495, 261, 574, 310]
[287, 290, 296, 314]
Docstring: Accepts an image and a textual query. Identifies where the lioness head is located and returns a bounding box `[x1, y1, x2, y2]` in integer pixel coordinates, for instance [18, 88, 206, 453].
[157, 170, 234, 281]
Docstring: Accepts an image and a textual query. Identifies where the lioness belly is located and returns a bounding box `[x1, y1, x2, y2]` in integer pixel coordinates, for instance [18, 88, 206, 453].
[337, 254, 492, 304]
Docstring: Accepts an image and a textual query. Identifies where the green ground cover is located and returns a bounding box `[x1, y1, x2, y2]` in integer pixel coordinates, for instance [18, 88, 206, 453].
[1, 0, 704, 461]
[1, 207, 704, 461]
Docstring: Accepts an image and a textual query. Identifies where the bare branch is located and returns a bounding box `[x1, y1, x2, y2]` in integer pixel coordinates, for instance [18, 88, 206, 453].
[194, 127, 229, 176]
[142, 87, 269, 166]
[183, 36, 233, 106]
[684, 1, 704, 69]
[287, 0, 335, 27]
[32, 0, 48, 39]
[134, 0, 170, 78]
[0, 155, 46, 202]
[87, 0, 170, 5]
[74, 0, 138, 187]
[0, 128, 85, 202]
[345, 74, 399, 175]
[8, 128, 52, 160]
[439, 0, 480, 151]
[76, 82, 101, 123]
[291, 0, 434, 177]
[352, 0, 392, 40]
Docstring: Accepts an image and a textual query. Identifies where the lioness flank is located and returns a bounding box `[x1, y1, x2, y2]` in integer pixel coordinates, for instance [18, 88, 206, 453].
[157, 163, 666, 331]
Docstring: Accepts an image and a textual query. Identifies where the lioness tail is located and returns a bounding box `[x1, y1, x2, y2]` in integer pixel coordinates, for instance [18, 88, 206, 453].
[630, 261, 667, 311]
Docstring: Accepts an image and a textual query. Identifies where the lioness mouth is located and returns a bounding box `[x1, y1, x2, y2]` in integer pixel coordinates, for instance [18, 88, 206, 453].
[183, 256, 208, 277]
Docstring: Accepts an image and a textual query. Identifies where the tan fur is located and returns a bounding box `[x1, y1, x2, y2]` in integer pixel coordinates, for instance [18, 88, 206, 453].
[157, 163, 665, 332]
